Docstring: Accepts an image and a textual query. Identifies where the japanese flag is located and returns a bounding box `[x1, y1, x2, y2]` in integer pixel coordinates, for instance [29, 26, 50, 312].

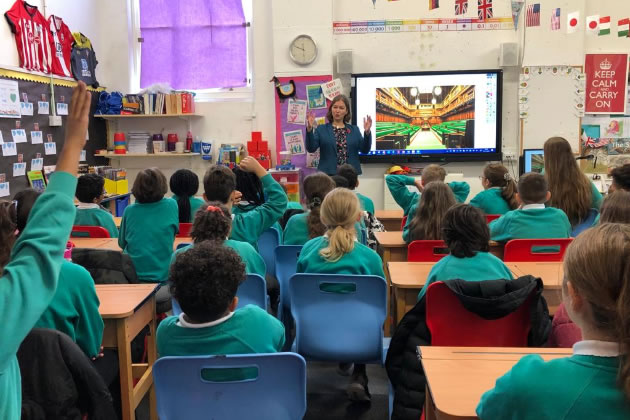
[567, 11, 579, 34]
[586, 15, 600, 35]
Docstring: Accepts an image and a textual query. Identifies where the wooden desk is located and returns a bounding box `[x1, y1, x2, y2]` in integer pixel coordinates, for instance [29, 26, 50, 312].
[510, 262, 564, 314]
[114, 216, 122, 228]
[375, 209, 404, 231]
[97, 284, 160, 420]
[419, 346, 571, 420]
[388, 262, 522, 325]
[71, 237, 192, 251]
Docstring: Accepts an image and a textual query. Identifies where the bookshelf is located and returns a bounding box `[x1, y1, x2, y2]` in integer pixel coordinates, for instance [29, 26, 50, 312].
[95, 114, 202, 119]
[96, 152, 201, 158]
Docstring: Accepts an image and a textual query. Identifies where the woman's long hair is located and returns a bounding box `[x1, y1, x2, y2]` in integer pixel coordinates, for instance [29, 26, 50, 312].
[408, 182, 456, 242]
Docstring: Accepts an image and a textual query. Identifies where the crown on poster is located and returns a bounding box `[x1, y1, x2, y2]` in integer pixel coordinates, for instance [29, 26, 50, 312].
[600, 59, 613, 70]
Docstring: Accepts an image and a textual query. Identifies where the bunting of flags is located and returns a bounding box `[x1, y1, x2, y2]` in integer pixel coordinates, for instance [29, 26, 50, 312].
[619, 18, 630, 37]
[455, 0, 468, 16]
[526, 3, 540, 27]
[429, 0, 439, 11]
[477, 0, 493, 21]
[551, 8, 561, 31]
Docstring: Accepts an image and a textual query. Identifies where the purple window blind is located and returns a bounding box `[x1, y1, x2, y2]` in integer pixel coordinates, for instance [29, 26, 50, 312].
[139, 0, 247, 90]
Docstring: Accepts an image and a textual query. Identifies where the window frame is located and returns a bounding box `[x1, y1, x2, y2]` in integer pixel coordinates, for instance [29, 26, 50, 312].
[128, 0, 253, 102]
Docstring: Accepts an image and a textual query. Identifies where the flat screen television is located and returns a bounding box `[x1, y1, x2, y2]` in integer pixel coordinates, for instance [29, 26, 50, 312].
[520, 149, 544, 174]
[352, 70, 503, 163]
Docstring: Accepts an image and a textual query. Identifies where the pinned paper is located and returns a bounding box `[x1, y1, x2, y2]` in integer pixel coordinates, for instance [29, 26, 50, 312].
[20, 102, 33, 116]
[0, 182, 9, 198]
[586, 15, 599, 35]
[477, 0, 492, 21]
[321, 79, 344, 101]
[13, 162, 26, 177]
[11, 129, 27, 143]
[37, 101, 49, 115]
[519, 88, 528, 96]
[30, 131, 43, 144]
[287, 98, 307, 125]
[599, 16, 611, 36]
[80, 150, 86, 162]
[519, 103, 529, 111]
[31, 158, 43, 170]
[56, 103, 68, 116]
[519, 111, 529, 119]
[283, 130, 306, 155]
[2, 142, 17, 156]
[551, 8, 561, 31]
[315, 116, 326, 128]
[567, 11, 579, 34]
[619, 18, 630, 37]
[525, 3, 540, 27]
[306, 84, 327, 109]
[455, 0, 468, 16]
[0, 131, 3, 144]
[0, 174, 5, 183]
[44, 142, 57, 155]
[0, 79, 21, 118]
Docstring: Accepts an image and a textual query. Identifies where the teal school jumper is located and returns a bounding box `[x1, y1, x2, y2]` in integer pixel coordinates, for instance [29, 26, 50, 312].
[118, 198, 179, 282]
[489, 206, 572, 242]
[0, 171, 77, 420]
[357, 192, 375, 214]
[172, 195, 205, 222]
[283, 213, 365, 246]
[297, 236, 385, 292]
[417, 252, 514, 300]
[74, 205, 119, 237]
[35, 261, 103, 357]
[173, 240, 266, 277]
[287, 201, 304, 210]
[229, 174, 288, 249]
[590, 181, 603, 209]
[157, 305, 285, 357]
[386, 175, 470, 216]
[477, 351, 629, 419]
[469, 188, 513, 215]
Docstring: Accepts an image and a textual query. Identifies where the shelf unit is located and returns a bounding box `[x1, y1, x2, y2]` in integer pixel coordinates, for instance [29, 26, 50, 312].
[95, 153, 201, 158]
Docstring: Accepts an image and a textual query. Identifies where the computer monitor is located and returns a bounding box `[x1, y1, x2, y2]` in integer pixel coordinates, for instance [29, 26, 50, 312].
[520, 149, 544, 175]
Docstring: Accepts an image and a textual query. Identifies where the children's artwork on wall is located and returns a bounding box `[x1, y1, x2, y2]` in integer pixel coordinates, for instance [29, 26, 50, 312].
[287, 99, 307, 125]
[283, 130, 305, 155]
[602, 118, 624, 138]
[0, 80, 20, 118]
[306, 84, 327, 109]
[306, 149, 320, 168]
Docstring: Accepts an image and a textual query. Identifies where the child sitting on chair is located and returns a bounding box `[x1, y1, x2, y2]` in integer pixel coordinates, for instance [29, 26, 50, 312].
[74, 173, 118, 238]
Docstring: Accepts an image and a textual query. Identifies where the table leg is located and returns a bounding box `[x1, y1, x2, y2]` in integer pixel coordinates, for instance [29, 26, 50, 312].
[425, 384, 437, 420]
[382, 247, 392, 337]
[117, 318, 135, 420]
[395, 288, 407, 326]
[108, 199, 117, 216]
[147, 304, 158, 420]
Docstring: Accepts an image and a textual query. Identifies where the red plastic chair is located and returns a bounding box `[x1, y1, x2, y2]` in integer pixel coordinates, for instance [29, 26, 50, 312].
[503, 238, 573, 262]
[425, 281, 533, 347]
[400, 215, 407, 230]
[485, 214, 501, 224]
[407, 240, 449, 262]
[177, 223, 193, 238]
[71, 226, 110, 238]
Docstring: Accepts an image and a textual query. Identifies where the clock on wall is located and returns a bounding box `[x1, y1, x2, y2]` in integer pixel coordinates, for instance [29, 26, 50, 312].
[289, 35, 318, 66]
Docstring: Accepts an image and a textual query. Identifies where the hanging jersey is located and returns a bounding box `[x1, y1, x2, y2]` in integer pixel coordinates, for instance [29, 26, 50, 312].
[4, 0, 51, 73]
[71, 32, 99, 88]
[48, 15, 73, 77]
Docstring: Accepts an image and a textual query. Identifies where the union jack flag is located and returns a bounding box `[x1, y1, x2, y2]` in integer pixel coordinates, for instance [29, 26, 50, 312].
[455, 0, 468, 15]
[478, 0, 493, 21]
[583, 134, 611, 148]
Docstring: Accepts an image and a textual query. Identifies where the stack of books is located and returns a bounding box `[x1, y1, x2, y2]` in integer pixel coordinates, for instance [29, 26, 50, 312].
[127, 131, 151, 154]
[121, 92, 196, 115]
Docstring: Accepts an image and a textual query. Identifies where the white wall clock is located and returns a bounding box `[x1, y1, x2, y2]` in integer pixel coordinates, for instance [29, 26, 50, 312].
[289, 35, 318, 66]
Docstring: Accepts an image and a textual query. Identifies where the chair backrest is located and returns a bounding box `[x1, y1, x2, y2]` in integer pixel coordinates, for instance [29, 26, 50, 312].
[571, 208, 599, 237]
[274, 245, 303, 317]
[71, 225, 110, 238]
[71, 248, 138, 284]
[172, 273, 267, 316]
[177, 223, 193, 238]
[485, 214, 501, 224]
[153, 353, 307, 420]
[257, 227, 281, 278]
[400, 215, 408, 231]
[176, 242, 192, 250]
[426, 281, 532, 347]
[503, 238, 573, 262]
[288, 273, 387, 363]
[407, 240, 449, 262]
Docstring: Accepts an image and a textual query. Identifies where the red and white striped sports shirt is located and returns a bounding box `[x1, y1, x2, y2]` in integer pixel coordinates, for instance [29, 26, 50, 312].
[5, 0, 52, 74]
[48, 15, 73, 77]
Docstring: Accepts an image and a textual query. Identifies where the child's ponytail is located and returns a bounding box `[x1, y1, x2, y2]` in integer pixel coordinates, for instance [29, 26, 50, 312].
[303, 173, 336, 239]
[319, 188, 360, 262]
[190, 202, 231, 243]
[483, 164, 518, 209]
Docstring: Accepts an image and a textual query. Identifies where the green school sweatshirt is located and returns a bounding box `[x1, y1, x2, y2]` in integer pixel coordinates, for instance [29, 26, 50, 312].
[172, 195, 206, 222]
[74, 206, 119, 237]
[590, 181, 603, 210]
[357, 192, 375, 215]
[283, 213, 365, 246]
[469, 187, 513, 215]
[477, 353, 629, 420]
[118, 198, 179, 283]
[35, 261, 103, 358]
[157, 305, 285, 357]
[386, 175, 470, 216]
[173, 240, 266, 277]
[296, 236, 385, 293]
[0, 171, 77, 420]
[229, 174, 288, 249]
[287, 201, 304, 210]
[489, 206, 572, 242]
[418, 252, 513, 300]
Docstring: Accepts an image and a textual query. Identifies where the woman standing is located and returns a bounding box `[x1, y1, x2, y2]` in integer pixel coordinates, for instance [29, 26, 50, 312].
[306, 94, 372, 175]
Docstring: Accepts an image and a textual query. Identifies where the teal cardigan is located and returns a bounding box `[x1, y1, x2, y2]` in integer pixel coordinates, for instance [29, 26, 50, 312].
[306, 123, 372, 175]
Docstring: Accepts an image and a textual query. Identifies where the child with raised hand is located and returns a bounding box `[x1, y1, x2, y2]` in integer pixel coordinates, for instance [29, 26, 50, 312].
[172, 202, 266, 277]
[296, 187, 385, 402]
[74, 173, 118, 237]
[284, 172, 335, 245]
[203, 156, 288, 249]
[337, 163, 375, 214]
[489, 172, 571, 242]
[477, 223, 630, 419]
[118, 167, 179, 285]
[418, 204, 513, 301]
[0, 81, 90, 419]
[157, 241, 285, 357]
[470, 163, 518, 215]
[170, 169, 204, 223]
[405, 181, 456, 243]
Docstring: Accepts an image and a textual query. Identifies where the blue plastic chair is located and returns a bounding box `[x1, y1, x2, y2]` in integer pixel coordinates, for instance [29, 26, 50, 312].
[172, 274, 267, 316]
[257, 226, 281, 278]
[153, 353, 307, 420]
[274, 245, 303, 323]
[288, 273, 387, 364]
[571, 208, 599, 237]
[175, 242, 191, 250]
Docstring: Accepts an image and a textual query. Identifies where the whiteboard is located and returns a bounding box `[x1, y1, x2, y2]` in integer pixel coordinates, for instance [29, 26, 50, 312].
[520, 67, 582, 152]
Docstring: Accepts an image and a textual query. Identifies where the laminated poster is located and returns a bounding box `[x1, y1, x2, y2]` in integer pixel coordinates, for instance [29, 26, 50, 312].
[283, 130, 306, 155]
[287, 99, 307, 125]
[306, 84, 327, 109]
[0, 80, 20, 118]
